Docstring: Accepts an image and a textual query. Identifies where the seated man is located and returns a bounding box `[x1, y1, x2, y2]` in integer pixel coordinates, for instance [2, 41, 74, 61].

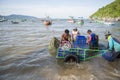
[60, 29, 72, 50]
[102, 31, 120, 61]
[61, 29, 71, 42]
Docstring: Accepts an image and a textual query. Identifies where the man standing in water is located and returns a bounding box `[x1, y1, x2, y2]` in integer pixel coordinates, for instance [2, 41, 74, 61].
[102, 31, 120, 61]
[87, 29, 99, 49]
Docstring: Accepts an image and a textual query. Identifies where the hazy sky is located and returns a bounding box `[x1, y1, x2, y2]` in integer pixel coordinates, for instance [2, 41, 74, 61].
[0, 0, 114, 18]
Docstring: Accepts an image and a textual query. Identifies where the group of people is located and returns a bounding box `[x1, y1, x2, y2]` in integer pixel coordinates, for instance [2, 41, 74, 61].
[61, 28, 98, 49]
[60, 28, 120, 61]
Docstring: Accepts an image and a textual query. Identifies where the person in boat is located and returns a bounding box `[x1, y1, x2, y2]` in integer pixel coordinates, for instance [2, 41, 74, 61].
[61, 29, 71, 42]
[102, 31, 120, 61]
[87, 29, 99, 49]
[60, 29, 72, 49]
[72, 28, 80, 42]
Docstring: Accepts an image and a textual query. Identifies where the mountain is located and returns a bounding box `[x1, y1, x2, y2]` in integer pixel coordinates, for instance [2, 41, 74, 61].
[0, 14, 38, 20]
[90, 0, 120, 20]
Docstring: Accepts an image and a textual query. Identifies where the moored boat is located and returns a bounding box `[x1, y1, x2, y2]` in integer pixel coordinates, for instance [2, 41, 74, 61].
[78, 20, 84, 26]
[43, 16, 52, 26]
[0, 17, 8, 22]
[104, 21, 115, 26]
[11, 21, 19, 24]
[44, 20, 52, 26]
[68, 16, 75, 23]
[68, 19, 75, 23]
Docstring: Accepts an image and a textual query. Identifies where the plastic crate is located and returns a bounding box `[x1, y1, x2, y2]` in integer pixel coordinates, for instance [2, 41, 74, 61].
[73, 36, 87, 48]
[57, 48, 78, 58]
[56, 48, 65, 58]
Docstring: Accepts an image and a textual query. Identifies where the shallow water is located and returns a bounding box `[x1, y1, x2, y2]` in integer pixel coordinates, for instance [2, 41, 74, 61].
[0, 20, 120, 80]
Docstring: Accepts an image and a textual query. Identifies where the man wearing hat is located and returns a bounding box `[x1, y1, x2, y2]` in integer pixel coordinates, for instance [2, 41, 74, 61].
[103, 31, 120, 61]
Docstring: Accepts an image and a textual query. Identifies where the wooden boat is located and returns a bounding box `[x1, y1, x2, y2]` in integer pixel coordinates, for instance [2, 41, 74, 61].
[0, 18, 7, 22]
[11, 21, 19, 24]
[43, 16, 52, 26]
[44, 20, 52, 26]
[78, 20, 84, 26]
[104, 21, 115, 26]
[68, 19, 75, 23]
[68, 16, 75, 23]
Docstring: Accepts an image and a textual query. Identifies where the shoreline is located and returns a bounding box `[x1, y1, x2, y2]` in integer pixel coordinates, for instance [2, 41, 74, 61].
[90, 17, 120, 22]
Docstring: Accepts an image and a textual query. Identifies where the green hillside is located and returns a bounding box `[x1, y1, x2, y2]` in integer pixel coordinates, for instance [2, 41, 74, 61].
[90, 0, 120, 19]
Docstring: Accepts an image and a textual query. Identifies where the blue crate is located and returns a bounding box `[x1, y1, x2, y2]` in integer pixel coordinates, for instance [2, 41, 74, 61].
[57, 48, 78, 58]
[57, 48, 64, 57]
[73, 36, 87, 48]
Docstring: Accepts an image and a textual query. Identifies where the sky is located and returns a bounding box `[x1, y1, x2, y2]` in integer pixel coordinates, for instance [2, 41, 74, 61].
[0, 0, 114, 18]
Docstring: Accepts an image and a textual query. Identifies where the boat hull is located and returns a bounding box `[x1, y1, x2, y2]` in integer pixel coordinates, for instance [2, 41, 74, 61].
[44, 21, 52, 26]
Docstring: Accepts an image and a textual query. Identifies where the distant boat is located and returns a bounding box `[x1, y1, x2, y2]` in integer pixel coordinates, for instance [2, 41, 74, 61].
[77, 17, 84, 26]
[21, 19, 27, 22]
[11, 21, 19, 24]
[0, 17, 7, 22]
[78, 20, 84, 26]
[0, 19, 7, 22]
[43, 16, 52, 26]
[68, 16, 75, 23]
[68, 19, 75, 23]
[104, 21, 115, 26]
[44, 20, 52, 26]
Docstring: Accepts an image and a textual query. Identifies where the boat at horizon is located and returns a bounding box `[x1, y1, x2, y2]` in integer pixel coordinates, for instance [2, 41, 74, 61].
[44, 20, 52, 26]
[67, 16, 75, 23]
[104, 21, 115, 26]
[11, 21, 19, 24]
[43, 16, 52, 26]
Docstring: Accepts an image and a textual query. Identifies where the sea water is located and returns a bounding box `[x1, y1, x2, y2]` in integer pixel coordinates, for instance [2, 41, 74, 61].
[0, 19, 120, 80]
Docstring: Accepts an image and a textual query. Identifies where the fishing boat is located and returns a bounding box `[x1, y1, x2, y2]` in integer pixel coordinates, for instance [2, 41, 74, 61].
[77, 17, 84, 26]
[11, 21, 19, 24]
[67, 16, 75, 23]
[78, 19, 84, 26]
[104, 21, 115, 26]
[43, 16, 52, 26]
[0, 17, 7, 22]
[44, 20, 52, 26]
[68, 19, 75, 23]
